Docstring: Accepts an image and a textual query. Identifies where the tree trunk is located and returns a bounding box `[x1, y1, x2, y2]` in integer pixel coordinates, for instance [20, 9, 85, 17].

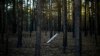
[73, 0, 81, 56]
[1, 0, 5, 44]
[84, 0, 87, 36]
[97, 0, 100, 35]
[62, 0, 67, 53]
[35, 0, 42, 56]
[94, 0, 98, 46]
[17, 0, 23, 48]
[12, 0, 17, 33]
[57, 0, 61, 32]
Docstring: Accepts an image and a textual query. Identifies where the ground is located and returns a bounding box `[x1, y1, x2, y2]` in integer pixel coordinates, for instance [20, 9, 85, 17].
[0, 31, 100, 56]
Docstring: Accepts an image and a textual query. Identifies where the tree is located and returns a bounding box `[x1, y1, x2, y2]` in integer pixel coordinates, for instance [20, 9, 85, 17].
[12, 0, 17, 33]
[73, 0, 81, 56]
[35, 0, 42, 56]
[17, 0, 23, 48]
[1, 0, 5, 44]
[97, 0, 100, 35]
[93, 0, 98, 46]
[84, 0, 88, 36]
[62, 0, 67, 53]
[57, 0, 61, 32]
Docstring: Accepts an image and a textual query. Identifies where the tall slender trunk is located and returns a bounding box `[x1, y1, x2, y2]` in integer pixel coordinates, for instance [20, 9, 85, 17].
[72, 0, 75, 38]
[97, 0, 100, 35]
[35, 0, 42, 56]
[89, 1, 92, 36]
[17, 0, 23, 48]
[12, 0, 17, 33]
[5, 0, 8, 55]
[91, 0, 95, 35]
[73, 0, 81, 56]
[26, 0, 28, 31]
[57, 0, 61, 32]
[84, 0, 87, 36]
[62, 0, 67, 53]
[0, 0, 2, 33]
[1, 0, 5, 44]
[89, 0, 94, 36]
[30, 0, 33, 37]
[49, 0, 53, 38]
[94, 0, 98, 46]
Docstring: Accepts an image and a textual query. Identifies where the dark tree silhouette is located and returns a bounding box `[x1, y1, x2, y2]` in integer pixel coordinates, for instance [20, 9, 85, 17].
[73, 0, 81, 56]
[93, 0, 98, 46]
[57, 0, 61, 32]
[1, 0, 5, 44]
[17, 0, 23, 48]
[12, 0, 17, 33]
[35, 0, 42, 56]
[84, 0, 88, 36]
[62, 0, 67, 53]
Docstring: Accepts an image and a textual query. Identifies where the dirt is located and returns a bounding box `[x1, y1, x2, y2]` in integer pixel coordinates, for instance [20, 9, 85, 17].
[0, 31, 100, 56]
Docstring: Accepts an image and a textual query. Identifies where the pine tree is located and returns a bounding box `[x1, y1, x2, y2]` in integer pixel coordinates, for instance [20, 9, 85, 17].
[62, 0, 67, 53]
[12, 0, 17, 33]
[73, 0, 81, 56]
[35, 0, 42, 56]
[17, 0, 23, 48]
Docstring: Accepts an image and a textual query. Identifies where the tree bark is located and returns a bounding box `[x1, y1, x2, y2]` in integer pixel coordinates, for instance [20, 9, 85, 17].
[12, 0, 17, 33]
[17, 0, 23, 48]
[35, 0, 42, 56]
[57, 0, 61, 32]
[62, 0, 67, 53]
[84, 0, 87, 36]
[94, 0, 98, 46]
[1, 0, 5, 44]
[73, 0, 81, 56]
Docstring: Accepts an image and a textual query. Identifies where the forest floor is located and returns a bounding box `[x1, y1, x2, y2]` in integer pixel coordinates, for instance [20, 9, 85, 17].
[0, 31, 100, 56]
